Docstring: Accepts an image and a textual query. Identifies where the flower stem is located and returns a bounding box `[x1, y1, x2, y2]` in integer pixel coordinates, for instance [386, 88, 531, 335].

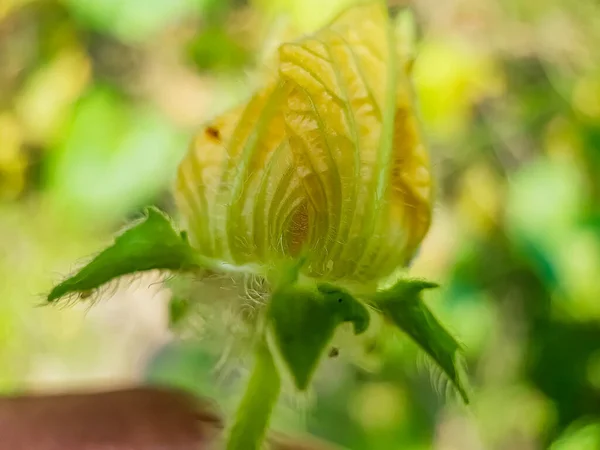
[226, 338, 281, 450]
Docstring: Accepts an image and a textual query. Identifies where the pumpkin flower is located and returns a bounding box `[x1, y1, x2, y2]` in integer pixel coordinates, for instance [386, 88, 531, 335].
[47, 4, 466, 450]
[175, 1, 432, 288]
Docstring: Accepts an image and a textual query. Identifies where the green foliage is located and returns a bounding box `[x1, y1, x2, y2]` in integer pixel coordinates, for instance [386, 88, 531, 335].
[372, 279, 469, 403]
[47, 208, 202, 302]
[268, 281, 370, 390]
[187, 27, 250, 72]
[63, 0, 211, 42]
[48, 88, 186, 226]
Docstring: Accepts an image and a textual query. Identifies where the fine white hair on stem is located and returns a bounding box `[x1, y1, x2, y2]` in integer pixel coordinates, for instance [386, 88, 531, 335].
[242, 273, 270, 306]
[287, 388, 312, 429]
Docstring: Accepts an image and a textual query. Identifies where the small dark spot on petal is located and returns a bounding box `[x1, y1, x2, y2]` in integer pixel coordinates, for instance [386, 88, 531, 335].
[328, 347, 339, 358]
[205, 126, 220, 141]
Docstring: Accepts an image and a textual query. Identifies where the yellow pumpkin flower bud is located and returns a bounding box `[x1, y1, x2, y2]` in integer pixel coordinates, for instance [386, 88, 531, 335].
[175, 2, 432, 286]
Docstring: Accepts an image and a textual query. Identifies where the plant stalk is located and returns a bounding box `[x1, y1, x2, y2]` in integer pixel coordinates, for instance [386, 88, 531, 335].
[226, 338, 281, 450]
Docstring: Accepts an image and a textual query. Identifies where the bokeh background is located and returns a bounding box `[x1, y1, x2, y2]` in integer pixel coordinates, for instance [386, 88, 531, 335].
[1, 0, 600, 449]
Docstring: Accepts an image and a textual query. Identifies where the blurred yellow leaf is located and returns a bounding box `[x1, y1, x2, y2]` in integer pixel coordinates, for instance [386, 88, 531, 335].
[544, 116, 584, 162]
[16, 48, 91, 147]
[0, 113, 26, 200]
[413, 39, 504, 139]
[349, 382, 407, 430]
[456, 163, 504, 236]
[572, 74, 600, 120]
[0, 0, 30, 21]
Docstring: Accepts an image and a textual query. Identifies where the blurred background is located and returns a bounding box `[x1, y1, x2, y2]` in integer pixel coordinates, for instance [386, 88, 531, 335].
[1, 0, 600, 449]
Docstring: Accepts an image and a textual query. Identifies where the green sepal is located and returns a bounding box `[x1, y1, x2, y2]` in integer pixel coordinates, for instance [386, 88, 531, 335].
[372, 279, 469, 403]
[47, 207, 202, 302]
[268, 281, 370, 390]
[168, 296, 192, 328]
[318, 283, 370, 334]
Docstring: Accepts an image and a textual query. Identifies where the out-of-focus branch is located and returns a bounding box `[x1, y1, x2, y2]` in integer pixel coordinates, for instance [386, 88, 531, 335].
[0, 386, 338, 450]
[0, 387, 222, 450]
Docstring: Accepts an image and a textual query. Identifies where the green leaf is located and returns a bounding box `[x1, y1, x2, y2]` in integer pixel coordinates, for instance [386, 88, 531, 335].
[268, 281, 369, 390]
[373, 279, 469, 403]
[47, 207, 202, 302]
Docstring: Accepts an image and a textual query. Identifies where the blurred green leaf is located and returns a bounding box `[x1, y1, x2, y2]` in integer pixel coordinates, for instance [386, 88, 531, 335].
[268, 282, 369, 390]
[550, 421, 600, 450]
[47, 87, 186, 225]
[373, 280, 469, 403]
[47, 207, 202, 302]
[507, 159, 584, 245]
[145, 341, 221, 398]
[187, 27, 250, 72]
[64, 0, 212, 42]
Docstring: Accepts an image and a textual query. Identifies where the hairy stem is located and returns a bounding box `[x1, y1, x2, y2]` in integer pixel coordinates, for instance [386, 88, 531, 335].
[226, 338, 281, 450]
